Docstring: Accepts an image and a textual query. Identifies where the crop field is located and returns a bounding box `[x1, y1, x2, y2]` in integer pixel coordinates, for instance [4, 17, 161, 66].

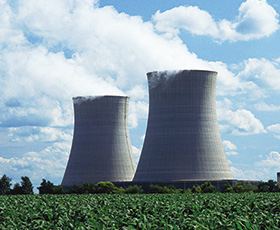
[1, 193, 280, 229]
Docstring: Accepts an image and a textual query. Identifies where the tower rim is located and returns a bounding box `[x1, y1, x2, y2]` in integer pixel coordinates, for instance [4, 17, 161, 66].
[147, 69, 218, 76]
[72, 95, 129, 101]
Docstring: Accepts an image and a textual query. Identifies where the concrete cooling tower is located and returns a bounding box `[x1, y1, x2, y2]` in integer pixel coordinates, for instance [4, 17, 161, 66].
[62, 96, 136, 186]
[134, 70, 233, 182]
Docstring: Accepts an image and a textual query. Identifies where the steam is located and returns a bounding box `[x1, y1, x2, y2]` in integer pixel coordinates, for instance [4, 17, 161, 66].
[147, 70, 183, 89]
[73, 96, 104, 105]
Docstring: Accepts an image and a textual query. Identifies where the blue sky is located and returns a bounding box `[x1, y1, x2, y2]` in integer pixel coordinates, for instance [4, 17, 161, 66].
[1, 0, 280, 189]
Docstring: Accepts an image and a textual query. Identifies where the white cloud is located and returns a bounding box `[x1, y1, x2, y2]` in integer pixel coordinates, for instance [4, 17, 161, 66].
[0, 142, 70, 188]
[230, 166, 265, 180]
[153, 0, 279, 42]
[267, 124, 280, 134]
[128, 101, 148, 128]
[233, 0, 279, 39]
[254, 102, 280, 111]
[210, 61, 256, 96]
[226, 151, 239, 156]
[223, 140, 237, 150]
[0, 0, 257, 135]
[131, 145, 141, 165]
[0, 1, 26, 47]
[238, 58, 280, 93]
[217, 100, 265, 135]
[8, 127, 72, 143]
[256, 151, 280, 167]
[126, 85, 147, 100]
[153, 6, 219, 38]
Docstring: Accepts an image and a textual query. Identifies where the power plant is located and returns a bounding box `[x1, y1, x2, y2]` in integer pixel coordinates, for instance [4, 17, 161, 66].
[133, 70, 233, 181]
[61, 96, 136, 187]
[62, 69, 233, 186]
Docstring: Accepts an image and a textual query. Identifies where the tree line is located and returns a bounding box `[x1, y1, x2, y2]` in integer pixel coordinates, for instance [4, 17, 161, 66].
[1, 174, 280, 195]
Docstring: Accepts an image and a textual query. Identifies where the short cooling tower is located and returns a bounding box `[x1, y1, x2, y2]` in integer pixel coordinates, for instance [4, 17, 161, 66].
[134, 70, 233, 182]
[62, 96, 136, 186]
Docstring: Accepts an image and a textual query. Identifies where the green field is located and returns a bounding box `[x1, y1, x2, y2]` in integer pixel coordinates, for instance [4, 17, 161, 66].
[1, 193, 280, 229]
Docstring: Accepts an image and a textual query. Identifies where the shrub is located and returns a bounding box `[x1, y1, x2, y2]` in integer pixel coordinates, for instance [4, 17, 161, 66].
[149, 184, 164, 193]
[71, 185, 83, 194]
[81, 182, 96, 194]
[125, 185, 143, 194]
[233, 182, 245, 193]
[201, 182, 217, 193]
[223, 183, 233, 193]
[244, 183, 258, 193]
[191, 185, 202, 193]
[184, 188, 192, 194]
[53, 185, 66, 194]
[96, 181, 119, 194]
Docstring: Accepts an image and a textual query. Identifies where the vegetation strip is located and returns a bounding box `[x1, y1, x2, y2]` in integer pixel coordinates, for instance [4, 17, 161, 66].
[1, 193, 280, 229]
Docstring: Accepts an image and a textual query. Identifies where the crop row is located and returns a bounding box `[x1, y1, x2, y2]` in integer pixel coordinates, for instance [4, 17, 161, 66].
[1, 193, 280, 229]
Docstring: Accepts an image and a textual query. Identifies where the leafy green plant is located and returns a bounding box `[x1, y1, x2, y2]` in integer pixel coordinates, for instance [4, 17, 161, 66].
[1, 193, 280, 228]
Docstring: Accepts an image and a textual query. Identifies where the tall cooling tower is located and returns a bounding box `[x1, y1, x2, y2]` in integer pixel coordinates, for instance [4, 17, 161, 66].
[62, 96, 136, 186]
[134, 70, 233, 182]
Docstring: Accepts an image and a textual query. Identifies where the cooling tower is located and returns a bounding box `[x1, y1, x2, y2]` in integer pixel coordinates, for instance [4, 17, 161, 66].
[62, 96, 136, 186]
[134, 70, 233, 182]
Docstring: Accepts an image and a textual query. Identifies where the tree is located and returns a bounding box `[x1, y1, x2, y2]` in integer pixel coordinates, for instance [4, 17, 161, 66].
[20, 176, 34, 194]
[149, 184, 164, 193]
[71, 184, 83, 194]
[0, 174, 12, 195]
[244, 183, 258, 193]
[201, 182, 217, 193]
[191, 185, 202, 193]
[11, 183, 23, 195]
[38, 179, 55, 194]
[223, 183, 233, 193]
[267, 180, 278, 192]
[233, 182, 245, 193]
[258, 181, 269, 192]
[81, 182, 96, 194]
[96, 181, 119, 194]
[125, 185, 143, 194]
[52, 185, 65, 194]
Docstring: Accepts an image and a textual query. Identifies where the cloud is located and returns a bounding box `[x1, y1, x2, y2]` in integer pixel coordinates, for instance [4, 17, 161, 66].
[223, 140, 238, 151]
[128, 101, 149, 128]
[0, 1, 26, 48]
[0, 46, 125, 128]
[0, 142, 70, 188]
[226, 151, 239, 156]
[230, 166, 265, 180]
[153, 0, 279, 42]
[131, 145, 141, 165]
[0, 0, 256, 137]
[8, 127, 72, 143]
[233, 0, 279, 39]
[153, 6, 219, 38]
[238, 58, 280, 93]
[267, 124, 280, 134]
[223, 140, 239, 155]
[217, 99, 265, 135]
[256, 151, 280, 167]
[126, 85, 147, 100]
[254, 102, 280, 112]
